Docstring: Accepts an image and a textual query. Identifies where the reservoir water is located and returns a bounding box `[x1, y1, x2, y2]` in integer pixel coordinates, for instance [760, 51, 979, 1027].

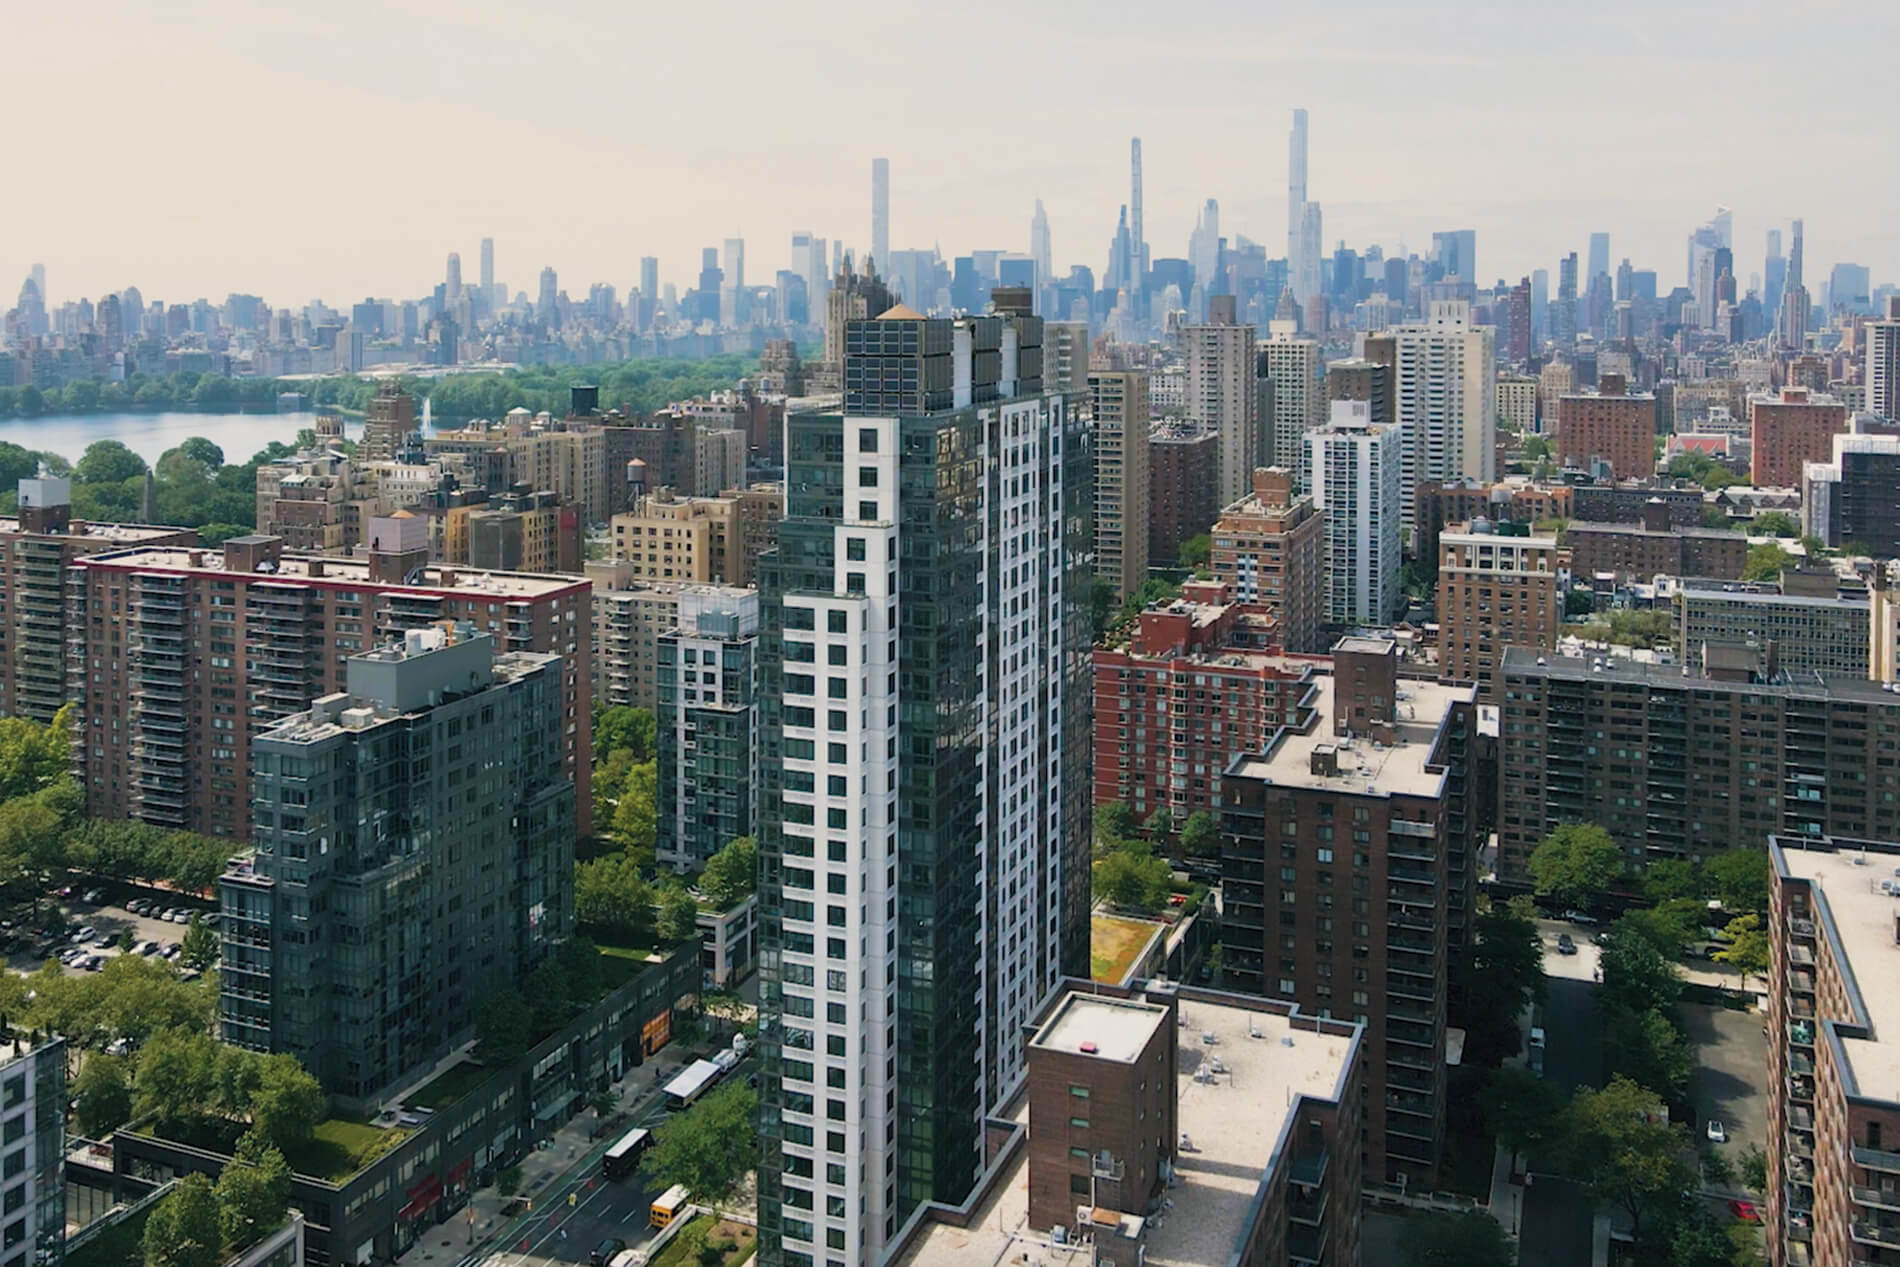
[0, 411, 371, 467]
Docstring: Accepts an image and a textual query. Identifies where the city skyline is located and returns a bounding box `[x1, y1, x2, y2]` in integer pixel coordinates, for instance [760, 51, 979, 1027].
[10, 0, 1897, 304]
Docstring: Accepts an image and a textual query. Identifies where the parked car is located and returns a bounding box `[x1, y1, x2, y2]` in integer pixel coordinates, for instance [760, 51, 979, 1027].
[72, 926, 97, 944]
[1560, 909, 1600, 926]
[81, 888, 104, 905]
[1555, 933, 1577, 955]
[80, 955, 104, 972]
[169, 911, 190, 924]
[1706, 1120, 1727, 1143]
[161, 944, 181, 960]
[1590, 931, 1610, 946]
[1727, 1198, 1759, 1222]
[136, 941, 160, 956]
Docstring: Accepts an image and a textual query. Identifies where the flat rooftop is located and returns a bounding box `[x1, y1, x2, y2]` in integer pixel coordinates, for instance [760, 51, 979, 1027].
[0, 520, 189, 543]
[1501, 646, 1899, 703]
[895, 995, 1357, 1267]
[77, 546, 583, 597]
[1032, 994, 1167, 1064]
[1565, 521, 1743, 541]
[1227, 674, 1473, 800]
[1781, 844, 1900, 1101]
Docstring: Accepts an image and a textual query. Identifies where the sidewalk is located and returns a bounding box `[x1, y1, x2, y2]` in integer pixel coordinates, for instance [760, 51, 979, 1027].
[393, 1059, 678, 1267]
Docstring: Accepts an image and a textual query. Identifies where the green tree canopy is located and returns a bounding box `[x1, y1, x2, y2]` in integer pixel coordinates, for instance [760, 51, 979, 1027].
[1742, 542, 1791, 582]
[215, 1135, 291, 1251]
[1751, 511, 1799, 538]
[1178, 534, 1211, 568]
[1527, 823, 1624, 910]
[1639, 859, 1700, 904]
[475, 990, 533, 1065]
[74, 1053, 134, 1138]
[699, 835, 757, 909]
[1178, 811, 1221, 859]
[1482, 1064, 1568, 1161]
[1457, 897, 1549, 1066]
[0, 703, 74, 802]
[1601, 922, 1685, 1014]
[75, 439, 149, 484]
[247, 1054, 324, 1152]
[612, 760, 658, 852]
[1613, 900, 1702, 960]
[656, 882, 700, 945]
[142, 1172, 222, 1267]
[1712, 913, 1770, 984]
[1565, 1076, 1697, 1241]
[576, 854, 657, 944]
[1703, 849, 1769, 913]
[1605, 1006, 1694, 1100]
[1403, 1210, 1514, 1267]
[1093, 839, 1172, 913]
[643, 1081, 758, 1208]
[595, 706, 657, 763]
[1093, 801, 1137, 848]
[180, 914, 219, 969]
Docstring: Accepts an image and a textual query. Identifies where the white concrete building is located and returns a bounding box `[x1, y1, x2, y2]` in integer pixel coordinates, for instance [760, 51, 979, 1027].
[1309, 400, 1404, 627]
[1394, 300, 1497, 516]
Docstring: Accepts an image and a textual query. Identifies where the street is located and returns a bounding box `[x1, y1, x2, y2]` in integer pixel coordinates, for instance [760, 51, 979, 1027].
[1516, 974, 1604, 1267]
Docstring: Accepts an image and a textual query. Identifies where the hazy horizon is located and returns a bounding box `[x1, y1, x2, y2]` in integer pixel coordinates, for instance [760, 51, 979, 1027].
[12, 0, 1897, 309]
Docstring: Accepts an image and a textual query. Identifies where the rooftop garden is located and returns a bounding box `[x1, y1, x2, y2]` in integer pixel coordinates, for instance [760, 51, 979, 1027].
[1090, 915, 1161, 984]
[404, 1059, 495, 1113]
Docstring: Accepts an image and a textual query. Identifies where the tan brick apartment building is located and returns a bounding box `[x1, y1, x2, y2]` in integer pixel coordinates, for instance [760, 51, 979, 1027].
[1209, 467, 1327, 653]
[1556, 375, 1657, 480]
[1437, 522, 1564, 698]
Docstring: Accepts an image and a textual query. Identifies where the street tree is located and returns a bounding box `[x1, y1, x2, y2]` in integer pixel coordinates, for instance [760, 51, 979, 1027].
[1703, 849, 1769, 913]
[1605, 1006, 1694, 1101]
[1403, 1210, 1514, 1267]
[1093, 802, 1137, 847]
[1713, 914, 1770, 987]
[1178, 811, 1221, 859]
[1566, 1076, 1698, 1242]
[1482, 1064, 1567, 1164]
[74, 1054, 134, 1137]
[1526, 823, 1623, 911]
[1600, 923, 1684, 1014]
[1639, 859, 1700, 903]
[643, 1081, 758, 1211]
[180, 915, 219, 969]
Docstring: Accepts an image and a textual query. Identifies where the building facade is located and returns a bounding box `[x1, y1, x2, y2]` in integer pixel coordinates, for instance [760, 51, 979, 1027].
[1437, 522, 1563, 698]
[1763, 836, 1900, 1267]
[1804, 430, 1900, 556]
[754, 310, 1092, 1265]
[0, 479, 195, 723]
[1393, 301, 1497, 516]
[588, 567, 681, 711]
[655, 587, 760, 871]
[1092, 586, 1319, 824]
[1675, 576, 1869, 678]
[1147, 422, 1218, 567]
[220, 629, 573, 1103]
[1555, 376, 1657, 480]
[1208, 467, 1326, 653]
[1309, 402, 1403, 627]
[0, 1039, 65, 1267]
[1749, 387, 1849, 487]
[1496, 649, 1900, 883]
[68, 528, 593, 839]
[1564, 503, 1748, 582]
[1261, 327, 1324, 477]
[1089, 371, 1151, 601]
[1221, 639, 1479, 1186]
[1184, 314, 1260, 506]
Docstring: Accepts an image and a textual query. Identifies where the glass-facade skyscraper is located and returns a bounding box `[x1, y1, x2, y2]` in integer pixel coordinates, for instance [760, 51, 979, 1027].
[753, 308, 1092, 1265]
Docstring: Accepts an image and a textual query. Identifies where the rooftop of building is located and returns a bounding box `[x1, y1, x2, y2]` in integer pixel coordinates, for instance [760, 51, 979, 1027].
[0, 518, 191, 543]
[894, 989, 1358, 1267]
[1564, 520, 1745, 540]
[77, 545, 584, 597]
[1776, 840, 1900, 1101]
[1032, 993, 1169, 1064]
[1500, 646, 1898, 701]
[1226, 673, 1473, 800]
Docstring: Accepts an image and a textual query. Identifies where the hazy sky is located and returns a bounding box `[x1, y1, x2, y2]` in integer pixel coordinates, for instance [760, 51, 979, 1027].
[11, 0, 1897, 309]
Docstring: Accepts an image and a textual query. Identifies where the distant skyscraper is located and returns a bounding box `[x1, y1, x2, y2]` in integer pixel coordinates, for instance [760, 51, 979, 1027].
[1555, 253, 1578, 346]
[1189, 198, 1220, 297]
[1531, 268, 1549, 343]
[1128, 137, 1146, 301]
[640, 256, 659, 304]
[1029, 199, 1052, 294]
[1587, 233, 1610, 289]
[1298, 202, 1324, 305]
[538, 265, 559, 325]
[479, 237, 494, 297]
[445, 252, 462, 304]
[871, 157, 890, 270]
[1431, 229, 1476, 283]
[1829, 262, 1872, 314]
[1287, 109, 1308, 299]
[1781, 219, 1810, 348]
[30, 263, 44, 308]
[1764, 229, 1786, 322]
[1507, 277, 1533, 362]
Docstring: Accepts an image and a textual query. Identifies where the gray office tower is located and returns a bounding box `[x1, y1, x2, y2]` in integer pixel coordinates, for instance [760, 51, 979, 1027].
[220, 627, 574, 1104]
[871, 158, 890, 270]
[754, 310, 1093, 1265]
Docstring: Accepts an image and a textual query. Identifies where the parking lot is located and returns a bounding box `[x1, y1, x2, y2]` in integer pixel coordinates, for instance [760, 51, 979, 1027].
[4, 886, 216, 979]
[1685, 1000, 1769, 1166]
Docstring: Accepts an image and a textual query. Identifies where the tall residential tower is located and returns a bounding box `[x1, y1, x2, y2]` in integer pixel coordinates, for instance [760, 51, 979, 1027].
[754, 309, 1092, 1265]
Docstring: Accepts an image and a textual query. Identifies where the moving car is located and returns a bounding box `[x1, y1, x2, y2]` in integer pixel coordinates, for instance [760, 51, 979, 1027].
[1727, 1198, 1759, 1222]
[590, 1237, 628, 1266]
[1706, 1120, 1727, 1143]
